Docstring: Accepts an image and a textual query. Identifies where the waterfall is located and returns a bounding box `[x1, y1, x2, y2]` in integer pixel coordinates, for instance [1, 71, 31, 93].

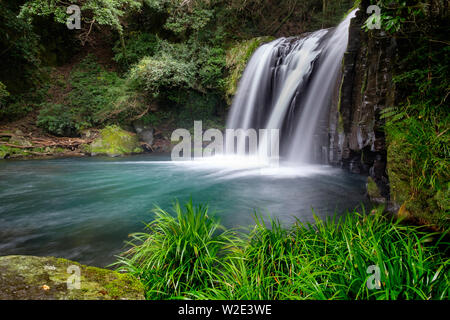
[226, 10, 357, 165]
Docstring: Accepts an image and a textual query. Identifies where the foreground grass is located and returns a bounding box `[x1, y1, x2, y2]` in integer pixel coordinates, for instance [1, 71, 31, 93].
[114, 202, 449, 300]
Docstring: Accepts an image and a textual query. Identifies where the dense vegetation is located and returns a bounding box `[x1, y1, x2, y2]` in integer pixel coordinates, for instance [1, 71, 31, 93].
[0, 0, 354, 133]
[115, 201, 449, 300]
[370, 0, 449, 228]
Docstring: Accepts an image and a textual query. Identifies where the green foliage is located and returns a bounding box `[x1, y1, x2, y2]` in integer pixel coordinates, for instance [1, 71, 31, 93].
[135, 0, 354, 39]
[0, 79, 50, 122]
[167, 91, 226, 130]
[37, 103, 79, 136]
[129, 54, 195, 98]
[138, 0, 216, 37]
[68, 55, 145, 124]
[37, 55, 147, 135]
[113, 32, 160, 71]
[19, 0, 142, 33]
[221, 0, 354, 36]
[114, 201, 233, 299]
[164, 6, 214, 36]
[0, 145, 26, 159]
[215, 209, 448, 300]
[116, 203, 449, 300]
[0, 82, 10, 108]
[124, 34, 227, 129]
[365, 1, 448, 34]
[129, 36, 226, 97]
[371, 1, 449, 228]
[0, 1, 41, 93]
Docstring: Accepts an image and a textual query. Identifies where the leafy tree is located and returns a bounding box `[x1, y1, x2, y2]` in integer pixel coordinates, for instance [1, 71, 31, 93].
[19, 0, 142, 44]
[0, 1, 41, 93]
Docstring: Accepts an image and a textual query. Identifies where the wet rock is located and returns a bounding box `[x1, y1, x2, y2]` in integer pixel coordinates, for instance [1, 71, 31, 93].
[0, 255, 145, 300]
[329, 3, 395, 201]
[367, 176, 387, 204]
[132, 120, 154, 146]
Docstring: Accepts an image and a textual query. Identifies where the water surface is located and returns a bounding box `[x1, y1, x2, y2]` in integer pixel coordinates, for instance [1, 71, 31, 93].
[0, 154, 368, 267]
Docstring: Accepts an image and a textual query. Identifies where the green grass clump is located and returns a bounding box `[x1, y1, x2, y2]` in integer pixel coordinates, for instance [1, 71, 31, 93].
[114, 201, 234, 299]
[115, 203, 449, 300]
[208, 210, 448, 300]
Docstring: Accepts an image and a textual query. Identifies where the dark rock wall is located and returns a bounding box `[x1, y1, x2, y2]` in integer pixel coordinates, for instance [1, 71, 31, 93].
[329, 3, 396, 202]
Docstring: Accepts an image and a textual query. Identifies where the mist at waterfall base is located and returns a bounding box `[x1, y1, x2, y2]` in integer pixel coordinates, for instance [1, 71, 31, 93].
[0, 11, 369, 267]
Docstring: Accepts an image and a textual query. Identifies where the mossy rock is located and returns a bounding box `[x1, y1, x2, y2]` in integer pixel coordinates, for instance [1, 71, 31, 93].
[386, 138, 411, 206]
[0, 255, 145, 300]
[88, 125, 143, 157]
[387, 134, 448, 228]
[224, 36, 275, 104]
[367, 176, 386, 204]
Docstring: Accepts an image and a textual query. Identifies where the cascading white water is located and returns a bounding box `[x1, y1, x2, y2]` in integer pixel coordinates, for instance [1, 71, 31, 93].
[226, 10, 357, 165]
[288, 10, 357, 163]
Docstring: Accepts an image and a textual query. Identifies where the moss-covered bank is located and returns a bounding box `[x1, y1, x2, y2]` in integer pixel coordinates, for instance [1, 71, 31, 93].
[0, 255, 145, 300]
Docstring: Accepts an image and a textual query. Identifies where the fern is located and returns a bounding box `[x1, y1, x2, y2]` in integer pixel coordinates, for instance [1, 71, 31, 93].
[380, 107, 407, 125]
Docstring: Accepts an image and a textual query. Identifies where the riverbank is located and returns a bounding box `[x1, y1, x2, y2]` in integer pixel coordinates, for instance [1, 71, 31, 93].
[114, 202, 449, 300]
[0, 117, 171, 160]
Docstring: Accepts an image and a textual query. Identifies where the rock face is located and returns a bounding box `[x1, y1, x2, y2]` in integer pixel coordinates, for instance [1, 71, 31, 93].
[0, 255, 145, 300]
[89, 125, 143, 157]
[329, 3, 395, 204]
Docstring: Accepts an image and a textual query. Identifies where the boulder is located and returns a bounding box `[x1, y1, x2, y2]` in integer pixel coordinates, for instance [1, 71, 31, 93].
[89, 125, 143, 157]
[0, 255, 145, 300]
[132, 120, 154, 146]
